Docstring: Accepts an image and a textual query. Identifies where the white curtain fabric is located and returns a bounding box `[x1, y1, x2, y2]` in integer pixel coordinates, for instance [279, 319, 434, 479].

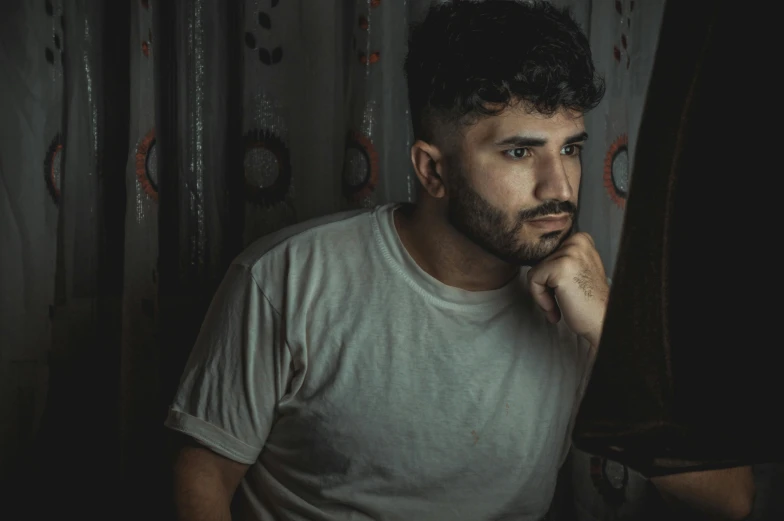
[0, 0, 669, 517]
[0, 0, 62, 475]
[121, 0, 159, 482]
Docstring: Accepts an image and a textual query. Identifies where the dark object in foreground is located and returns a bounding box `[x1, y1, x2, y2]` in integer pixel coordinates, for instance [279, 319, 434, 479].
[572, 0, 784, 478]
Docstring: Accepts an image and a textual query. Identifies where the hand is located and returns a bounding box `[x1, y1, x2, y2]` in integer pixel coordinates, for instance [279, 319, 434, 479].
[527, 232, 609, 346]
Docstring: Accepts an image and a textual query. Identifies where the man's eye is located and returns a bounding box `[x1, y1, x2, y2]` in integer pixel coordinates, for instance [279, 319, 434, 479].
[562, 144, 583, 156]
[505, 148, 530, 159]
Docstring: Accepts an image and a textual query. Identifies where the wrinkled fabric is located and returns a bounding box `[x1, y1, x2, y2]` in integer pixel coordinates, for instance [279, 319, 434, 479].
[167, 204, 594, 521]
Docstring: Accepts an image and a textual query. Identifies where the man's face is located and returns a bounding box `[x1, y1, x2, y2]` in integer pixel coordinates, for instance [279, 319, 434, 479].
[443, 105, 585, 267]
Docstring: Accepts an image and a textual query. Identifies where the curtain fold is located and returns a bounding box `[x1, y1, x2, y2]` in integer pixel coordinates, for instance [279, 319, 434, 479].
[1, 0, 130, 518]
[0, 0, 62, 501]
[3, 1, 720, 520]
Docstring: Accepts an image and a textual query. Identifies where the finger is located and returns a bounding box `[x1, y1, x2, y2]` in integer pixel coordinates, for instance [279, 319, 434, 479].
[573, 231, 595, 246]
[544, 290, 562, 323]
[549, 291, 562, 323]
[562, 233, 593, 252]
[527, 270, 562, 324]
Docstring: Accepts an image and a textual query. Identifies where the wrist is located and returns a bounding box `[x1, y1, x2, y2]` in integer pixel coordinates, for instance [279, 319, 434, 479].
[583, 300, 609, 348]
[583, 331, 602, 349]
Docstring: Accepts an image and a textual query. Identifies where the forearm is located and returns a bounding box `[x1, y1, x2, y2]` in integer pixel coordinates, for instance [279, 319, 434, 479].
[173, 446, 237, 521]
[651, 466, 755, 520]
[174, 481, 233, 521]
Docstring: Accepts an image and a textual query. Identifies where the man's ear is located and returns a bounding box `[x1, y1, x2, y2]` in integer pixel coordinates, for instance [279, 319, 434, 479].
[410, 140, 448, 199]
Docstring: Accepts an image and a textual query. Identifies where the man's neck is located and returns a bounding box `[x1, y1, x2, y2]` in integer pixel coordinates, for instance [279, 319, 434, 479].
[394, 202, 519, 292]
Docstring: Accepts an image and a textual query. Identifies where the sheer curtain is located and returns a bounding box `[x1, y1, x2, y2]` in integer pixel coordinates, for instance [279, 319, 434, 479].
[0, 1, 666, 519]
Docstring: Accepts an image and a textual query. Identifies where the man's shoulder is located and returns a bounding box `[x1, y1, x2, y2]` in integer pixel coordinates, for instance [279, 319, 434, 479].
[232, 205, 382, 271]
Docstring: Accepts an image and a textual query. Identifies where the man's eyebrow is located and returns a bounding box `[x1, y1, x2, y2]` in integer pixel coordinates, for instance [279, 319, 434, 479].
[494, 135, 547, 147]
[493, 131, 589, 148]
[564, 131, 589, 145]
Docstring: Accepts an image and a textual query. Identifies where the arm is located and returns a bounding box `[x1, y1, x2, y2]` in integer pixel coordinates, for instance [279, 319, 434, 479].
[651, 466, 755, 520]
[173, 438, 251, 521]
[165, 265, 289, 520]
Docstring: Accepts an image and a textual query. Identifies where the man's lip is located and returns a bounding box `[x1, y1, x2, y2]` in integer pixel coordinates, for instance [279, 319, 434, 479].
[528, 213, 571, 222]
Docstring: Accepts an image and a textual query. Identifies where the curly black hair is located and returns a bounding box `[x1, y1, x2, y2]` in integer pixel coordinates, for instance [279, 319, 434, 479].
[405, 0, 605, 145]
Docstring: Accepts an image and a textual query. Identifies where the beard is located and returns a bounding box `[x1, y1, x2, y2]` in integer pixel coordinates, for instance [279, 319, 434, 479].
[445, 160, 577, 267]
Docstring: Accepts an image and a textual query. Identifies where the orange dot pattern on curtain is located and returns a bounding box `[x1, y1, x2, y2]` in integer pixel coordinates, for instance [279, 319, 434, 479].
[141, 0, 151, 56]
[344, 0, 383, 205]
[357, 0, 381, 65]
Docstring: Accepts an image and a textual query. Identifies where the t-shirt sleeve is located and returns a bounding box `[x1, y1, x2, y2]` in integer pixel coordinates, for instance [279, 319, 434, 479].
[164, 263, 292, 465]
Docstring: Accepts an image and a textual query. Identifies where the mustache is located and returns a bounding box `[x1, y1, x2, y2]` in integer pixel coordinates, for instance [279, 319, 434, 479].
[518, 201, 577, 221]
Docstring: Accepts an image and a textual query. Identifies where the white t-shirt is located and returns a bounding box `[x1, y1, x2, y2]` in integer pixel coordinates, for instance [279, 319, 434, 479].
[165, 203, 595, 521]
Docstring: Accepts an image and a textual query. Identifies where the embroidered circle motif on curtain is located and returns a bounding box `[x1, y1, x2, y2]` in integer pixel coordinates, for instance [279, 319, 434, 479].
[135, 128, 158, 202]
[44, 133, 64, 205]
[603, 134, 629, 210]
[342, 130, 379, 202]
[243, 128, 291, 207]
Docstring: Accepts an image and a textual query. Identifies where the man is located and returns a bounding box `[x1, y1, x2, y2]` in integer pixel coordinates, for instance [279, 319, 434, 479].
[166, 2, 753, 520]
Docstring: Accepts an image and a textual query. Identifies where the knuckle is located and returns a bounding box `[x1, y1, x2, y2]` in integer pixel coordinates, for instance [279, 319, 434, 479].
[574, 232, 593, 243]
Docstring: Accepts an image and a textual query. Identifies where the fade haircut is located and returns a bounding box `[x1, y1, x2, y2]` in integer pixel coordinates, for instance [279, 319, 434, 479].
[404, 0, 605, 147]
